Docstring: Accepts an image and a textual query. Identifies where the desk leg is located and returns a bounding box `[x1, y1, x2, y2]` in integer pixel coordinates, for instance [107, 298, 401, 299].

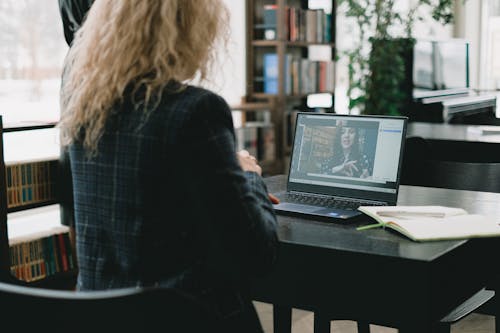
[399, 322, 449, 333]
[357, 321, 370, 333]
[313, 311, 330, 333]
[273, 305, 292, 333]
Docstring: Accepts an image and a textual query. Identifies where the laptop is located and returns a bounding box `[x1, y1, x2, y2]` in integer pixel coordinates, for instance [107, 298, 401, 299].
[273, 113, 408, 221]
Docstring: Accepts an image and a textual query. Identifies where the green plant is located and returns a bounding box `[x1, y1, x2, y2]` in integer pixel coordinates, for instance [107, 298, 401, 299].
[343, 0, 459, 115]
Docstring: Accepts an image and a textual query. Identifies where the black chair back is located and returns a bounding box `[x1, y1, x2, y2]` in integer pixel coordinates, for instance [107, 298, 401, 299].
[401, 136, 500, 193]
[0, 282, 222, 333]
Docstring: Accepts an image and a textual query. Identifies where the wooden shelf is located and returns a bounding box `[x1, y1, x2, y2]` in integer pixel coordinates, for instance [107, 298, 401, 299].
[230, 102, 274, 111]
[3, 121, 57, 133]
[252, 40, 335, 47]
[252, 40, 279, 47]
[285, 41, 336, 47]
[7, 200, 58, 214]
[252, 92, 334, 99]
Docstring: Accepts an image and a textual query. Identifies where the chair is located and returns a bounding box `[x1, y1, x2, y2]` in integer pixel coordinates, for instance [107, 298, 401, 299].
[401, 136, 500, 193]
[0, 281, 223, 333]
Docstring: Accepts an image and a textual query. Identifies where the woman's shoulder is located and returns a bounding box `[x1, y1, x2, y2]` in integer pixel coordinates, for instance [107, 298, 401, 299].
[164, 84, 226, 105]
[162, 85, 231, 118]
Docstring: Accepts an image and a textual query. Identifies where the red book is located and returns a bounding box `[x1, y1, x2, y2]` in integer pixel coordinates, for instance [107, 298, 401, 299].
[57, 233, 69, 272]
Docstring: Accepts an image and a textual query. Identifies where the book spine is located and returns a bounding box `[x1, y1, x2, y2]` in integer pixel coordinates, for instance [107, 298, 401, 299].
[263, 53, 279, 94]
[37, 239, 46, 280]
[16, 243, 22, 279]
[14, 165, 20, 207]
[26, 163, 33, 203]
[52, 234, 61, 274]
[306, 10, 316, 43]
[9, 244, 17, 278]
[285, 54, 293, 96]
[63, 232, 75, 270]
[317, 10, 324, 43]
[23, 242, 30, 282]
[45, 235, 55, 276]
[263, 4, 277, 40]
[57, 233, 69, 272]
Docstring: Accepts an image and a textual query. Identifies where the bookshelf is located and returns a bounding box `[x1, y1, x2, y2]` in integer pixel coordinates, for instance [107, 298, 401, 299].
[231, 99, 282, 175]
[246, 0, 336, 173]
[0, 117, 77, 289]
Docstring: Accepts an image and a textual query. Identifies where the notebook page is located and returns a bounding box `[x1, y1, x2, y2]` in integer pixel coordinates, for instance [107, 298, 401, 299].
[388, 214, 500, 241]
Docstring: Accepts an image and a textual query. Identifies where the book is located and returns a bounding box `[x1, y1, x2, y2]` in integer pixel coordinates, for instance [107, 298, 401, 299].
[358, 205, 500, 242]
[263, 4, 278, 40]
[263, 53, 278, 94]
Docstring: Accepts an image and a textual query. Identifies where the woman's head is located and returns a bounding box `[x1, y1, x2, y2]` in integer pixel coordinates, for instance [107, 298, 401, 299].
[60, 0, 229, 152]
[333, 124, 360, 162]
[340, 127, 357, 150]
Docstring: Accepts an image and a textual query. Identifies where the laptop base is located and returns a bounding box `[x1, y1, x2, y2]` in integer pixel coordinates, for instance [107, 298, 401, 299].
[273, 201, 363, 222]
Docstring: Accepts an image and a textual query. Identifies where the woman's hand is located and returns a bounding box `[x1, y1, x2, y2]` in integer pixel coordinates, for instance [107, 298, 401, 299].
[342, 160, 359, 177]
[237, 150, 280, 204]
[332, 160, 358, 177]
[237, 150, 262, 176]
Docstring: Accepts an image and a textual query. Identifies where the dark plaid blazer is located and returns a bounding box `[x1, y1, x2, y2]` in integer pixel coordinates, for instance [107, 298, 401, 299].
[67, 85, 278, 332]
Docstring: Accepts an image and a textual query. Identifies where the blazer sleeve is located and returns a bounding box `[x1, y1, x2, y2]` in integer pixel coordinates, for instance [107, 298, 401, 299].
[179, 91, 278, 280]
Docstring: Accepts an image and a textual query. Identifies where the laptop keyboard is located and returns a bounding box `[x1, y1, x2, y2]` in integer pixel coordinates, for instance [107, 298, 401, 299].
[283, 192, 386, 210]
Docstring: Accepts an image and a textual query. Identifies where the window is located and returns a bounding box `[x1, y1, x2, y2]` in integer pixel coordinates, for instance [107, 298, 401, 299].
[481, 0, 500, 90]
[0, 1, 68, 124]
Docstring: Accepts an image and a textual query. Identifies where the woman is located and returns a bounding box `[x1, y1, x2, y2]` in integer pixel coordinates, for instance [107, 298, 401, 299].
[323, 125, 369, 178]
[59, 1, 278, 331]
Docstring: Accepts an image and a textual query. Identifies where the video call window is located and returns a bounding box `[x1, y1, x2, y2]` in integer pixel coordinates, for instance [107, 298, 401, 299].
[295, 119, 379, 180]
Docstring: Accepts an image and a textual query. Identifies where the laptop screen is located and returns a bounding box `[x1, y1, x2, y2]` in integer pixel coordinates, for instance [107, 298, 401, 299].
[287, 113, 407, 204]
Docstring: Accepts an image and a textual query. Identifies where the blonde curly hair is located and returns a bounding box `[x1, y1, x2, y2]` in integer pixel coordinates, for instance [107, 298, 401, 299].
[60, 0, 229, 152]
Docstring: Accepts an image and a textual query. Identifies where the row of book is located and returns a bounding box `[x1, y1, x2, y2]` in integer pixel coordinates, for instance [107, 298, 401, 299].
[9, 228, 75, 282]
[287, 7, 332, 43]
[234, 122, 276, 164]
[6, 160, 57, 209]
[263, 53, 334, 95]
[285, 56, 335, 95]
[261, 6, 332, 43]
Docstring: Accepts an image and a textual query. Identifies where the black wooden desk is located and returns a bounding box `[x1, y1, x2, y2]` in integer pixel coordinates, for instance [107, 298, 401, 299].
[253, 175, 500, 333]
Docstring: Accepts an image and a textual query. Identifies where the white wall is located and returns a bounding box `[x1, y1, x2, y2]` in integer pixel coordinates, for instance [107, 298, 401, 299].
[454, 0, 481, 89]
[203, 0, 247, 105]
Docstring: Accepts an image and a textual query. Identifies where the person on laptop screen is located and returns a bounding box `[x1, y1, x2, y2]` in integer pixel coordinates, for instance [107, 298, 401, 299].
[317, 120, 374, 179]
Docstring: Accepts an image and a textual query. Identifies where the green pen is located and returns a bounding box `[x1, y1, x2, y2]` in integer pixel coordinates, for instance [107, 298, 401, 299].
[356, 223, 384, 231]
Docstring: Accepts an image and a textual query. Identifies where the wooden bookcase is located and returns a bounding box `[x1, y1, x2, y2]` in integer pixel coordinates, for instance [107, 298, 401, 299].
[246, 0, 337, 173]
[231, 98, 284, 175]
[0, 117, 77, 289]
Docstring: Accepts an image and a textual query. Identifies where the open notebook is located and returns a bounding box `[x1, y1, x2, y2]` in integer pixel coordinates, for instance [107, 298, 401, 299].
[358, 206, 500, 241]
